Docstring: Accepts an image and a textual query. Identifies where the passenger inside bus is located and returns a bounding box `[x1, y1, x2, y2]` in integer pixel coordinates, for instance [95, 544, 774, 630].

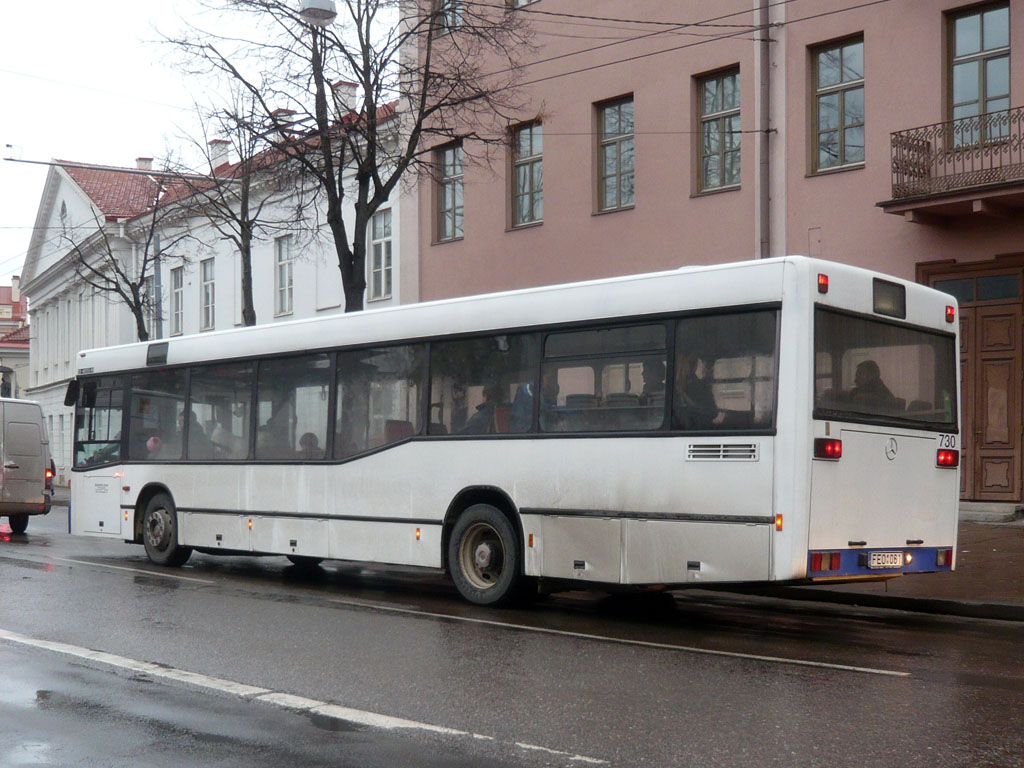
[640, 360, 666, 406]
[459, 382, 506, 435]
[673, 354, 719, 430]
[849, 359, 900, 410]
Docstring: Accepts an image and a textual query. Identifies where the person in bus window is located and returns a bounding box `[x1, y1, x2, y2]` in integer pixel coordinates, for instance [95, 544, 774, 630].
[673, 354, 719, 430]
[185, 410, 215, 459]
[298, 432, 322, 460]
[850, 360, 899, 411]
[640, 360, 666, 406]
[459, 382, 505, 435]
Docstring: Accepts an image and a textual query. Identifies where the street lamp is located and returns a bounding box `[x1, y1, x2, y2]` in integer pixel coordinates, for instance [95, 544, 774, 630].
[299, 0, 337, 26]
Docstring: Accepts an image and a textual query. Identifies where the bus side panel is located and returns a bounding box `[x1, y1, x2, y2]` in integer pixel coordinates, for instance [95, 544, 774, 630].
[328, 521, 441, 568]
[622, 520, 771, 584]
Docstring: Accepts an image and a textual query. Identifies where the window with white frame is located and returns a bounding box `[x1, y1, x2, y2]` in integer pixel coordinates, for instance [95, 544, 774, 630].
[369, 209, 393, 301]
[699, 69, 741, 191]
[598, 98, 635, 211]
[813, 37, 864, 171]
[437, 0, 462, 33]
[513, 123, 543, 226]
[275, 235, 294, 316]
[950, 3, 1009, 145]
[171, 267, 183, 336]
[437, 143, 464, 241]
[200, 258, 215, 331]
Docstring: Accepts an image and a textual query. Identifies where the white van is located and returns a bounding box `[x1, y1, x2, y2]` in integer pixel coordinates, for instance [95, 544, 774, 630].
[0, 399, 52, 534]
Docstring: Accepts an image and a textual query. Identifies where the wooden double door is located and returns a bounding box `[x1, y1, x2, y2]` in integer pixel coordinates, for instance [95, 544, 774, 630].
[959, 302, 1022, 500]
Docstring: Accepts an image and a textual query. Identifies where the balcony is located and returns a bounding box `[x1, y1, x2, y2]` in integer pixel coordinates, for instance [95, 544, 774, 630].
[878, 106, 1024, 222]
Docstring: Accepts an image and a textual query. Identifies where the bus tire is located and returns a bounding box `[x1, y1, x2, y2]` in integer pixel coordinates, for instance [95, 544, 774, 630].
[8, 514, 28, 534]
[449, 504, 522, 606]
[286, 555, 323, 568]
[142, 493, 192, 567]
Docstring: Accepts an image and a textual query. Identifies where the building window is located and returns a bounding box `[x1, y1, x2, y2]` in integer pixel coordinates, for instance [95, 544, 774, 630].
[170, 267, 183, 336]
[598, 98, 635, 211]
[437, 143, 464, 242]
[200, 258, 215, 331]
[699, 69, 741, 191]
[950, 3, 1009, 144]
[813, 37, 864, 171]
[369, 209, 393, 301]
[275, 235, 294, 316]
[437, 0, 462, 33]
[513, 123, 543, 226]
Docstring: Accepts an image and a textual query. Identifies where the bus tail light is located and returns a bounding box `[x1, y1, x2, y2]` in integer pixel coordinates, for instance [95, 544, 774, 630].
[810, 551, 841, 572]
[937, 449, 959, 467]
[814, 438, 842, 460]
[817, 274, 829, 294]
[937, 548, 953, 567]
[946, 305, 956, 323]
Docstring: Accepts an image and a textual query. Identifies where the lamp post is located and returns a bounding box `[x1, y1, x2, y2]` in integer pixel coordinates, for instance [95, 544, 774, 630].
[298, 0, 337, 26]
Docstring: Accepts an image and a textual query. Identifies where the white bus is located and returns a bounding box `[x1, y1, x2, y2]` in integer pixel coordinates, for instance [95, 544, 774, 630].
[67, 256, 961, 605]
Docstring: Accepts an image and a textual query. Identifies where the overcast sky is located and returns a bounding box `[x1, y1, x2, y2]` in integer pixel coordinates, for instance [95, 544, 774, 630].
[0, 1, 203, 285]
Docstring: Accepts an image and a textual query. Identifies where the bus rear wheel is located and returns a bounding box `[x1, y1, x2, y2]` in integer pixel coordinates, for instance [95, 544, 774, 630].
[449, 504, 522, 606]
[8, 514, 28, 534]
[143, 493, 192, 567]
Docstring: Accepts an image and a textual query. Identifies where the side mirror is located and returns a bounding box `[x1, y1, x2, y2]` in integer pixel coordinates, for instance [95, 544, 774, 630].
[64, 380, 79, 407]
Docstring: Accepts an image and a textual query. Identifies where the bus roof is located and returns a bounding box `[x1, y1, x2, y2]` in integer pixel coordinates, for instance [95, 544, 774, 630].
[74, 256, 950, 376]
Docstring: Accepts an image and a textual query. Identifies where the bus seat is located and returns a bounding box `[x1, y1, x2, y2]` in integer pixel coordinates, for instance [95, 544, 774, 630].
[565, 394, 600, 408]
[494, 404, 511, 433]
[385, 419, 415, 443]
[604, 392, 640, 408]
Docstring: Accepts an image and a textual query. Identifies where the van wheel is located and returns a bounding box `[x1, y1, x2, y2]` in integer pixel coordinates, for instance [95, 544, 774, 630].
[143, 493, 192, 567]
[8, 514, 28, 534]
[449, 504, 521, 606]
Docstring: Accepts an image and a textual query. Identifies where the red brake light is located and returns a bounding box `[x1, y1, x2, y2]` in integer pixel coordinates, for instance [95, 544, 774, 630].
[814, 438, 842, 459]
[945, 305, 956, 323]
[937, 449, 959, 467]
[937, 548, 953, 567]
[45, 468, 54, 479]
[817, 274, 829, 294]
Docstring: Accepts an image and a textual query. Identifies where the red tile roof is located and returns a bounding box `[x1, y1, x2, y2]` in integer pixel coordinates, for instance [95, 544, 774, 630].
[59, 162, 162, 221]
[0, 326, 30, 345]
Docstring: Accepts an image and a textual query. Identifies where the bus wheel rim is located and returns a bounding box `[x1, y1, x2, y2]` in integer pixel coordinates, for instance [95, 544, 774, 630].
[460, 521, 504, 591]
[146, 508, 171, 551]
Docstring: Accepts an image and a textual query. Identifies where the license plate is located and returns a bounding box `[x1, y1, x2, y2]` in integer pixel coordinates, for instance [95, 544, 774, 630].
[869, 551, 903, 569]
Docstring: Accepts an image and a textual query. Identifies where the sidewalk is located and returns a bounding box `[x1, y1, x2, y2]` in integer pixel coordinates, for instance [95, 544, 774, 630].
[48, 488, 1024, 620]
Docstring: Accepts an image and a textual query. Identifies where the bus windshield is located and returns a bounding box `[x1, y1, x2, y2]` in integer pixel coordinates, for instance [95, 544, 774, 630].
[814, 308, 958, 430]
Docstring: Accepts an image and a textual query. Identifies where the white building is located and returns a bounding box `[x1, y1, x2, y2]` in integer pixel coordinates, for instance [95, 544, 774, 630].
[21, 148, 412, 485]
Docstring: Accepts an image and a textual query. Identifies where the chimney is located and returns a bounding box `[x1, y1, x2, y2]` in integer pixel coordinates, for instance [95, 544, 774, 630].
[208, 139, 230, 170]
[332, 80, 358, 118]
[136, 157, 153, 170]
[10, 276, 19, 303]
[269, 108, 298, 142]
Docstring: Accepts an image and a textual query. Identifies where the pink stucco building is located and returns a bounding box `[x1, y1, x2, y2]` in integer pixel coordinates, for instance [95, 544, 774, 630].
[415, 0, 1024, 503]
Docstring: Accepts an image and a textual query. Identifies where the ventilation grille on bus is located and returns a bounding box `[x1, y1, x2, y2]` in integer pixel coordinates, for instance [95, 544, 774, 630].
[686, 443, 759, 461]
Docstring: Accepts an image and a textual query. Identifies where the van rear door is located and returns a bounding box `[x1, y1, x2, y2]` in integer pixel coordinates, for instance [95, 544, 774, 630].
[2, 402, 46, 507]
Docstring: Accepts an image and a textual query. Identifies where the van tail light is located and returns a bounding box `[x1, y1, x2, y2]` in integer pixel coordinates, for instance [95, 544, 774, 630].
[45, 466, 54, 490]
[936, 548, 953, 567]
[814, 438, 842, 460]
[937, 449, 959, 468]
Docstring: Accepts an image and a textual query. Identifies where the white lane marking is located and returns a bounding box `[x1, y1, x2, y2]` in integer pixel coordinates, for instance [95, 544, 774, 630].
[0, 628, 608, 766]
[324, 597, 911, 678]
[0, 628, 268, 696]
[49, 557, 216, 584]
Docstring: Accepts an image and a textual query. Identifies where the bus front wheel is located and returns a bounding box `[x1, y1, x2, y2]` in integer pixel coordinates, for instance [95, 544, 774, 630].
[449, 504, 522, 606]
[143, 493, 192, 567]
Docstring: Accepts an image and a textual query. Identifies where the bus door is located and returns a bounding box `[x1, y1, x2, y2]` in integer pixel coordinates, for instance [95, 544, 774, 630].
[809, 308, 959, 574]
[72, 377, 126, 536]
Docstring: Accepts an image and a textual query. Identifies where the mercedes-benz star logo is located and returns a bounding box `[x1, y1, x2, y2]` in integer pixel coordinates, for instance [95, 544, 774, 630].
[885, 438, 898, 461]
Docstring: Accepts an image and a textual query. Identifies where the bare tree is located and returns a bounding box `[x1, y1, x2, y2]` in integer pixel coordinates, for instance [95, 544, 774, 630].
[170, 89, 313, 326]
[61, 173, 196, 342]
[167, 0, 533, 311]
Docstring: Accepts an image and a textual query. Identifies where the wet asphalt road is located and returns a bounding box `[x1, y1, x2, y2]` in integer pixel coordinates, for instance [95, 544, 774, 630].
[2, 508, 1023, 767]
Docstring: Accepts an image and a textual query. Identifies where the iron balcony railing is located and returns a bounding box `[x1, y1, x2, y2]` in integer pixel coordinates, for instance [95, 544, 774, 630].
[889, 106, 1024, 199]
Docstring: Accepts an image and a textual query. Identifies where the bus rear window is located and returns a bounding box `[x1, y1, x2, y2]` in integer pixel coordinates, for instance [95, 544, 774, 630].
[814, 308, 957, 429]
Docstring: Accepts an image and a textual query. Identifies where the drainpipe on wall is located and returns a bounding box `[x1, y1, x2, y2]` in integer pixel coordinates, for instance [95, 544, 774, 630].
[757, 0, 771, 259]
